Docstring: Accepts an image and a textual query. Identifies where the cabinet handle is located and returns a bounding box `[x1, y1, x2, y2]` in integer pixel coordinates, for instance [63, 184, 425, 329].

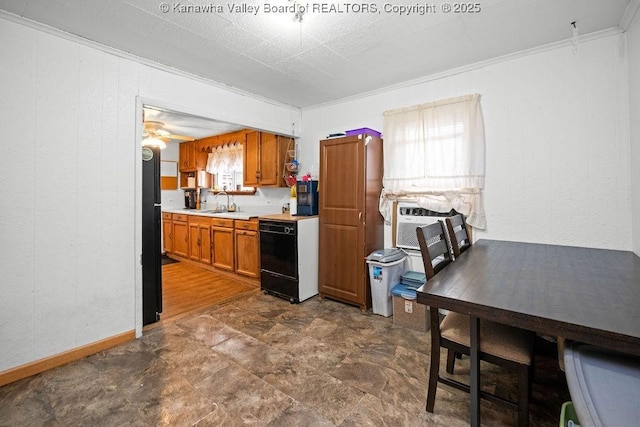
[359, 212, 363, 223]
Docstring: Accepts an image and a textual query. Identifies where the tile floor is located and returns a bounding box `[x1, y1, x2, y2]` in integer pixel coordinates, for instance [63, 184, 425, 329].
[0, 293, 570, 426]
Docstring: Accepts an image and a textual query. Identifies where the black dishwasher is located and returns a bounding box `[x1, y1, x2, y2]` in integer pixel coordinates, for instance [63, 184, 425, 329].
[259, 219, 299, 303]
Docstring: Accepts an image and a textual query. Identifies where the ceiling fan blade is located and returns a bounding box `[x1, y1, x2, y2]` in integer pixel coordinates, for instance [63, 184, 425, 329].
[143, 120, 164, 132]
[143, 119, 195, 141]
[167, 134, 195, 141]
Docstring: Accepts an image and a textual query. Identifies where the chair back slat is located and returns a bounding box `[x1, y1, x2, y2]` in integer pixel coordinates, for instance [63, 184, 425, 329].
[445, 215, 471, 258]
[429, 239, 449, 261]
[417, 221, 453, 279]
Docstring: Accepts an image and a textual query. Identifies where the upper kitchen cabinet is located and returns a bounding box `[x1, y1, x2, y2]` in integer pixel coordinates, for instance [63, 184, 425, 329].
[179, 141, 207, 172]
[196, 129, 248, 153]
[243, 131, 291, 187]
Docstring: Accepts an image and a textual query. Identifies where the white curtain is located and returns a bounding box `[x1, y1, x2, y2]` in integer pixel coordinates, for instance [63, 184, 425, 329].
[205, 142, 243, 175]
[381, 94, 487, 229]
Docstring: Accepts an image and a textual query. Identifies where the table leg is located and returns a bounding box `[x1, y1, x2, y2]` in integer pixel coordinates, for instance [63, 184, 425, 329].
[470, 315, 480, 427]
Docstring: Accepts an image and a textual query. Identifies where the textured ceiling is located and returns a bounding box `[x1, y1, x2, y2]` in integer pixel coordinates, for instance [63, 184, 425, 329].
[2, 0, 637, 139]
[1, 0, 635, 110]
[143, 106, 245, 139]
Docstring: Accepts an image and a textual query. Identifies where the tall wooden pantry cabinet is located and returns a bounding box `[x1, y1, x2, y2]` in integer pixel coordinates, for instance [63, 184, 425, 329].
[318, 132, 384, 311]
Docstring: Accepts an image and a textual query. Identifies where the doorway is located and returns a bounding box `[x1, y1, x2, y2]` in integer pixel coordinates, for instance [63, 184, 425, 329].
[140, 104, 249, 325]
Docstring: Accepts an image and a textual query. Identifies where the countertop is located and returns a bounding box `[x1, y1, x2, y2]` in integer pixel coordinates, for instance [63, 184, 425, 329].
[163, 208, 263, 221]
[163, 208, 318, 222]
[259, 213, 319, 221]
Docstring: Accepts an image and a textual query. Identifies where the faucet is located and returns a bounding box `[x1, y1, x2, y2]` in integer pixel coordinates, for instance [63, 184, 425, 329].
[214, 191, 230, 212]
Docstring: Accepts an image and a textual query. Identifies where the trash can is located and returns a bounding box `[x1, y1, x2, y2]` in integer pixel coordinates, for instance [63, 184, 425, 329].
[366, 249, 406, 317]
[563, 341, 640, 427]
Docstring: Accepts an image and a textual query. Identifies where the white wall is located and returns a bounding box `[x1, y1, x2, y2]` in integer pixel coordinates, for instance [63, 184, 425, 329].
[628, 11, 640, 256]
[301, 32, 632, 251]
[0, 16, 300, 373]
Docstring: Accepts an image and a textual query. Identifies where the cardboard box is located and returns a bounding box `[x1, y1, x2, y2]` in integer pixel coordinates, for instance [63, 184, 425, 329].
[392, 295, 429, 332]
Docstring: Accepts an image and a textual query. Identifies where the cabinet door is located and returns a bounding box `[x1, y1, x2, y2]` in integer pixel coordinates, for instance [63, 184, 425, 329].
[258, 132, 278, 186]
[243, 131, 260, 186]
[199, 223, 211, 264]
[188, 221, 200, 261]
[172, 220, 189, 258]
[180, 141, 200, 171]
[212, 226, 235, 271]
[235, 229, 260, 278]
[318, 137, 367, 308]
[162, 217, 173, 253]
[179, 142, 190, 171]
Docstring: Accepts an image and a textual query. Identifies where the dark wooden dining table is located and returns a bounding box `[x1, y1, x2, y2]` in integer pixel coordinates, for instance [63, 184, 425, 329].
[416, 239, 640, 427]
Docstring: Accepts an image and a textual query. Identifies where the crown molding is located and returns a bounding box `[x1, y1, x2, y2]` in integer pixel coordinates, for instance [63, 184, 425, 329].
[0, 8, 628, 114]
[302, 27, 623, 112]
[0, 10, 300, 113]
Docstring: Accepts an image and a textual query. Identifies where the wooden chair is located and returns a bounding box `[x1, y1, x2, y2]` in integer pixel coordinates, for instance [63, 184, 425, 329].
[444, 214, 472, 370]
[417, 222, 535, 427]
[416, 222, 453, 278]
[445, 214, 471, 257]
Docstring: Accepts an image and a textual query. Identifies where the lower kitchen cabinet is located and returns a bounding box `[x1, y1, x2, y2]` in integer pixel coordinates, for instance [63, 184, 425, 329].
[163, 211, 260, 281]
[172, 214, 189, 258]
[235, 219, 260, 278]
[188, 216, 212, 264]
[211, 218, 235, 271]
[162, 212, 173, 253]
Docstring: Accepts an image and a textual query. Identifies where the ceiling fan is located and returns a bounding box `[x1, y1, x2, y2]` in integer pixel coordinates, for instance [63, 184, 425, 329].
[143, 120, 195, 142]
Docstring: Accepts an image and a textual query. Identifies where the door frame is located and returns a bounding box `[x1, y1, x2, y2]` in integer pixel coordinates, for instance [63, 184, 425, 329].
[133, 96, 297, 336]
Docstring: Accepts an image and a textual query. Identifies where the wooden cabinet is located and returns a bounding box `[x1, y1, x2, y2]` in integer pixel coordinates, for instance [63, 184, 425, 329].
[179, 141, 207, 172]
[188, 216, 212, 264]
[172, 213, 189, 258]
[234, 219, 260, 279]
[243, 131, 290, 187]
[211, 218, 235, 271]
[179, 141, 196, 171]
[162, 212, 173, 253]
[164, 211, 260, 281]
[318, 133, 384, 311]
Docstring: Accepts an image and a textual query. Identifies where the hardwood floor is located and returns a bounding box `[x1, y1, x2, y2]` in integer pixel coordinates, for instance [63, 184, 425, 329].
[160, 258, 259, 321]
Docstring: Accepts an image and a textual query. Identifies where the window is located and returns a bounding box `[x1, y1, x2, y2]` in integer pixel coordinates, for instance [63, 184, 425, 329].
[205, 142, 253, 192]
[381, 94, 487, 229]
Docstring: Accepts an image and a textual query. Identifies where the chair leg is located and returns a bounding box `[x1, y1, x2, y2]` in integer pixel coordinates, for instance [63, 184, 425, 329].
[528, 363, 534, 399]
[426, 341, 440, 412]
[517, 364, 530, 427]
[446, 350, 456, 373]
[426, 309, 441, 413]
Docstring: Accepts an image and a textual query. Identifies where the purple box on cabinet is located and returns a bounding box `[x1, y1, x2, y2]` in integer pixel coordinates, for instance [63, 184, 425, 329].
[345, 128, 381, 138]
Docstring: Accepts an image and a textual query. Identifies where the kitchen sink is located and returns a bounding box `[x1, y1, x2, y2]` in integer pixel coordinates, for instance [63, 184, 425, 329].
[203, 209, 227, 213]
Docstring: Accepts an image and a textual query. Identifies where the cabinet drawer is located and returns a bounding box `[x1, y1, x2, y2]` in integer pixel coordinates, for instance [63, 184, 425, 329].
[162, 212, 173, 220]
[172, 213, 189, 222]
[188, 214, 209, 225]
[235, 219, 258, 231]
[211, 218, 234, 228]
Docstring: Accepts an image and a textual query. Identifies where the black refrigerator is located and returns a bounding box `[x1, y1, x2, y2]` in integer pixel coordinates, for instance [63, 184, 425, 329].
[142, 146, 162, 325]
